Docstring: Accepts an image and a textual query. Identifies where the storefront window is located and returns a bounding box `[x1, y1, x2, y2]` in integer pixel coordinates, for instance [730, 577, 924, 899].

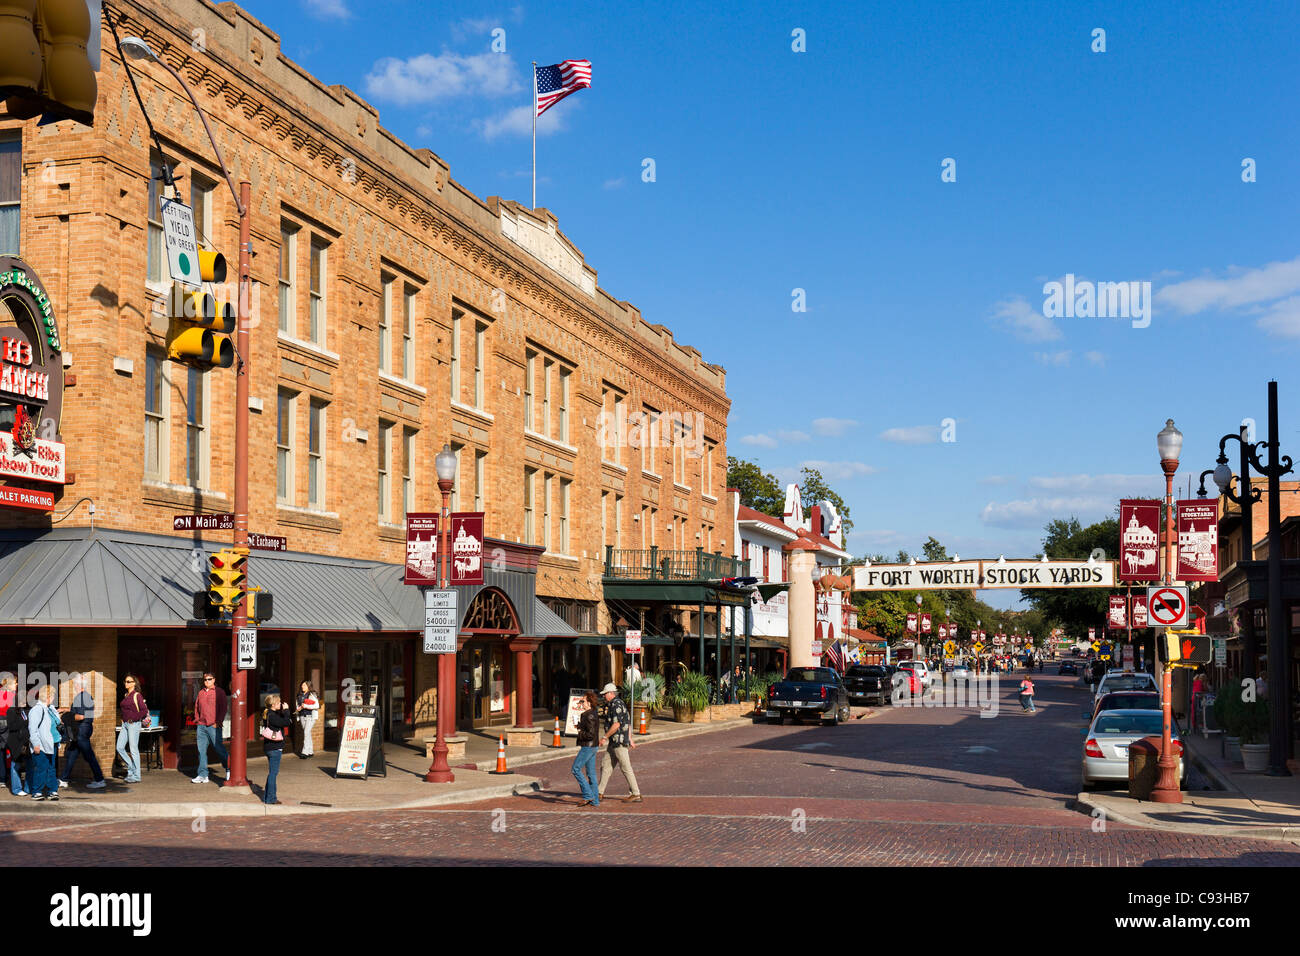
[180, 643, 211, 747]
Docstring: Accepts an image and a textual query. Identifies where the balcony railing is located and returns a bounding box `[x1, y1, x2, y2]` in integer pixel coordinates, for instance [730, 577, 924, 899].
[604, 546, 747, 581]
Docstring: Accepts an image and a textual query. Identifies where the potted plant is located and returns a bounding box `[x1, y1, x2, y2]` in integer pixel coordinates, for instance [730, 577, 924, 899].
[665, 671, 711, 723]
[1238, 699, 1270, 772]
[622, 674, 665, 730]
[1215, 691, 1243, 763]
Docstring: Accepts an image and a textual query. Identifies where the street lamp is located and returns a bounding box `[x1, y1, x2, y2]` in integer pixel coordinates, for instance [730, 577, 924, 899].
[426, 444, 459, 783]
[1151, 419, 1183, 804]
[121, 34, 255, 789]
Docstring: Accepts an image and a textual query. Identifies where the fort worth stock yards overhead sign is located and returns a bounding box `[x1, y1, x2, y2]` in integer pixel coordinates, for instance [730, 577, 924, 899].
[852, 559, 1117, 591]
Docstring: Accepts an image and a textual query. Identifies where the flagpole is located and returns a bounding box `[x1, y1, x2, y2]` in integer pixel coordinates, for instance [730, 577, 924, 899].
[531, 60, 537, 210]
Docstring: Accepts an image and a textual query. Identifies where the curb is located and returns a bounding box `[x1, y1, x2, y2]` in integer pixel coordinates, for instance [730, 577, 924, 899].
[0, 779, 541, 819]
[1071, 791, 1300, 842]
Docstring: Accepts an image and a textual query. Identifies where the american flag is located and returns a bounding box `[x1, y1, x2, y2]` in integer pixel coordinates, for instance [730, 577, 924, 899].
[535, 60, 591, 117]
[825, 640, 846, 674]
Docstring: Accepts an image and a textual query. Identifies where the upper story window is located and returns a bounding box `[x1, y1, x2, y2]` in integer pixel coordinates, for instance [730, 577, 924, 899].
[558, 368, 570, 444]
[0, 134, 19, 255]
[277, 389, 296, 504]
[450, 308, 462, 403]
[542, 357, 552, 434]
[278, 223, 297, 335]
[190, 175, 213, 246]
[147, 154, 168, 284]
[377, 420, 393, 521]
[474, 320, 486, 409]
[474, 449, 486, 513]
[558, 478, 571, 554]
[308, 398, 326, 509]
[642, 406, 661, 475]
[379, 275, 393, 374]
[184, 366, 208, 489]
[449, 441, 463, 513]
[524, 467, 537, 545]
[601, 386, 624, 466]
[703, 441, 715, 496]
[525, 349, 536, 431]
[402, 427, 417, 517]
[308, 237, 327, 346]
[144, 347, 168, 481]
[403, 286, 416, 381]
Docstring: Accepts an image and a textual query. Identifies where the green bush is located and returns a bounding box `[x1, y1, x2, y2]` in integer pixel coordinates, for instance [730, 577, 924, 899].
[1238, 699, 1270, 745]
[621, 674, 666, 709]
[666, 671, 711, 711]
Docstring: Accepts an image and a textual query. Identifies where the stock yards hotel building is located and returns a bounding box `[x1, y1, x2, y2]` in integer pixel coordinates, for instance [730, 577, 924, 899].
[0, 0, 736, 771]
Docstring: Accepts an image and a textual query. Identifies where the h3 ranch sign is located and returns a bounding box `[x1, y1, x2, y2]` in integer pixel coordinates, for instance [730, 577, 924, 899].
[852, 558, 1116, 592]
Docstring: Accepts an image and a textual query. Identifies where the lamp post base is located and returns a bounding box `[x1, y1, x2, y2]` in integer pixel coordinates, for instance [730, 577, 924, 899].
[425, 740, 455, 783]
[1148, 757, 1183, 803]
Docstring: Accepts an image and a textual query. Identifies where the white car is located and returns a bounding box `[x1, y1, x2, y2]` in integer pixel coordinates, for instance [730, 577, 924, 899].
[1093, 671, 1159, 706]
[1082, 709, 1185, 790]
[897, 660, 932, 690]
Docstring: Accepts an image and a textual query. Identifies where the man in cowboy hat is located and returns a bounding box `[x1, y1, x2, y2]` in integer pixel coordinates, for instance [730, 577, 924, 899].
[597, 683, 642, 803]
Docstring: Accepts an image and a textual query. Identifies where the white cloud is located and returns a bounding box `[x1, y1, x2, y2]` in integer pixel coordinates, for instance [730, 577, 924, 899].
[978, 475, 1015, 486]
[1155, 255, 1300, 314]
[1025, 474, 1160, 495]
[1255, 296, 1300, 338]
[980, 496, 1119, 529]
[1034, 350, 1071, 366]
[603, 177, 625, 190]
[740, 434, 778, 449]
[1084, 350, 1106, 365]
[364, 52, 521, 106]
[879, 425, 939, 445]
[813, 417, 858, 437]
[479, 103, 568, 139]
[992, 295, 1062, 342]
[451, 15, 502, 42]
[741, 430, 810, 448]
[798, 460, 880, 481]
[304, 0, 350, 19]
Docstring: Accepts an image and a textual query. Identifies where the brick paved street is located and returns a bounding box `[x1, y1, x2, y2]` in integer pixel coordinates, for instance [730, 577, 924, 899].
[3, 674, 1298, 866]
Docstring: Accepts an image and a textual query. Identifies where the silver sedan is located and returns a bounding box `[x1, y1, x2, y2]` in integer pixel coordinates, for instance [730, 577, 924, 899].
[1081, 709, 1185, 790]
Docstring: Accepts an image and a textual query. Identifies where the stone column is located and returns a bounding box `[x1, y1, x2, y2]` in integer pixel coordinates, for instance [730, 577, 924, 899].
[505, 636, 544, 747]
[787, 542, 819, 667]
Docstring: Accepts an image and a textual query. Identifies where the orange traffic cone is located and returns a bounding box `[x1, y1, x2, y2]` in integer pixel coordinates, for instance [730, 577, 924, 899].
[489, 735, 512, 775]
[549, 716, 564, 748]
[636, 708, 649, 736]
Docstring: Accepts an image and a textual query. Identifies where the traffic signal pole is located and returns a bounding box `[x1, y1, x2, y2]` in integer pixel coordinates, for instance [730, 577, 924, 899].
[228, 180, 252, 789]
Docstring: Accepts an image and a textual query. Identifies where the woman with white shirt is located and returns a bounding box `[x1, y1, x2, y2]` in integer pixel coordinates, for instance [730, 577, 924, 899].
[294, 681, 320, 758]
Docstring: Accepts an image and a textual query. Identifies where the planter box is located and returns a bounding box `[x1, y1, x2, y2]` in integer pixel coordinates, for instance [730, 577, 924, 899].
[1241, 742, 1270, 772]
[708, 703, 747, 720]
[1225, 735, 1242, 763]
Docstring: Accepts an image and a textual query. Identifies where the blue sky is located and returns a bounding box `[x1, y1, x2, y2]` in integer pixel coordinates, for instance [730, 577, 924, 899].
[250, 0, 1298, 605]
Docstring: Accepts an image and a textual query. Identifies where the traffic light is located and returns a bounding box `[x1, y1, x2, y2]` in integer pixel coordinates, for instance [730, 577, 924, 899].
[192, 590, 219, 622]
[0, 0, 98, 127]
[1157, 630, 1212, 666]
[207, 548, 247, 610]
[165, 249, 234, 368]
[248, 589, 273, 623]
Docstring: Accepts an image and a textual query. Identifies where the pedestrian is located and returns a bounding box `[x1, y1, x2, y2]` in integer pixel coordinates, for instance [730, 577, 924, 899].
[117, 674, 148, 784]
[294, 680, 320, 758]
[4, 677, 27, 796]
[260, 693, 293, 805]
[1019, 675, 1036, 713]
[0, 675, 14, 795]
[571, 690, 601, 807]
[58, 675, 106, 790]
[26, 685, 61, 801]
[597, 682, 642, 803]
[191, 672, 229, 784]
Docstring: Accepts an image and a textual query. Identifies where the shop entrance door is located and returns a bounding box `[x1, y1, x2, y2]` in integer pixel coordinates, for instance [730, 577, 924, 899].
[460, 642, 510, 729]
[334, 640, 412, 743]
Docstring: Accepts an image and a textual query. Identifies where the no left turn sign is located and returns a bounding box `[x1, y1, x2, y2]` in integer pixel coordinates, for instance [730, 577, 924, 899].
[1146, 586, 1189, 627]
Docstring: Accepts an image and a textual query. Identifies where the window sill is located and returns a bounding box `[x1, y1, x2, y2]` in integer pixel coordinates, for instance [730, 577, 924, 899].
[524, 429, 577, 456]
[541, 552, 581, 566]
[601, 459, 627, 473]
[277, 332, 339, 365]
[379, 371, 427, 397]
[674, 483, 692, 495]
[277, 505, 342, 535]
[378, 521, 405, 543]
[143, 482, 226, 510]
[451, 400, 494, 424]
[641, 471, 661, 483]
[702, 493, 718, 504]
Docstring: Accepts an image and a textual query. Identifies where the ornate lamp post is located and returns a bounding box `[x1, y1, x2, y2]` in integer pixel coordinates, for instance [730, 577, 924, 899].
[1151, 419, 1184, 803]
[426, 444, 459, 783]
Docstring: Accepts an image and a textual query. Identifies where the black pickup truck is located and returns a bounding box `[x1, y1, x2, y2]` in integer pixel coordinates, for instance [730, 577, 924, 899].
[843, 664, 892, 706]
[767, 667, 851, 725]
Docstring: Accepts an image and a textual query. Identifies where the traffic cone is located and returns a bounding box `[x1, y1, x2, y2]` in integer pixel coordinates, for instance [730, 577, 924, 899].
[489, 735, 512, 775]
[549, 716, 564, 748]
[636, 707, 649, 736]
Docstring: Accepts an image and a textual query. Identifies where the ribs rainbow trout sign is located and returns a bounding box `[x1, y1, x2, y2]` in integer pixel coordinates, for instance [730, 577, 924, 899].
[852, 558, 1117, 591]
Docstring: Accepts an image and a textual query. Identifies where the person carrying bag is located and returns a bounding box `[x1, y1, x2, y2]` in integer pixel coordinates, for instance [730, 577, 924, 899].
[260, 694, 293, 805]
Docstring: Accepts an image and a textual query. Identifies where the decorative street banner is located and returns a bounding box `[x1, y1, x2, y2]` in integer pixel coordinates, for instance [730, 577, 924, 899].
[1119, 499, 1162, 582]
[1108, 595, 1128, 629]
[1131, 594, 1149, 628]
[0, 429, 64, 484]
[1176, 499, 1219, 582]
[906, 613, 917, 633]
[920, 613, 932, 634]
[852, 559, 1117, 591]
[449, 512, 484, 586]
[404, 513, 440, 586]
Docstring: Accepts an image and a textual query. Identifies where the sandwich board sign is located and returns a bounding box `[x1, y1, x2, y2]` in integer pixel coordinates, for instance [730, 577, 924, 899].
[334, 704, 386, 778]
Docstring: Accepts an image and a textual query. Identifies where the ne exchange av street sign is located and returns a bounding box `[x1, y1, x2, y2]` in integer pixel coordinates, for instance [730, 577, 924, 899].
[852, 559, 1116, 591]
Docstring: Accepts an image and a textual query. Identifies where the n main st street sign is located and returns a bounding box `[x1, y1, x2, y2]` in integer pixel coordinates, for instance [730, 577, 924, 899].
[852, 559, 1117, 592]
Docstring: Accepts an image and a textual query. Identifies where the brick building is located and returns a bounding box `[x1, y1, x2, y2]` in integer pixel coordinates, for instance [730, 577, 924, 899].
[0, 0, 731, 772]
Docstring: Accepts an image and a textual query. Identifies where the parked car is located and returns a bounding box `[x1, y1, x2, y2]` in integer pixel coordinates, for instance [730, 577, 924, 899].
[843, 665, 892, 706]
[1058, 661, 1077, 675]
[768, 667, 851, 726]
[897, 659, 932, 691]
[1093, 671, 1160, 706]
[1085, 690, 1162, 724]
[1082, 709, 1184, 790]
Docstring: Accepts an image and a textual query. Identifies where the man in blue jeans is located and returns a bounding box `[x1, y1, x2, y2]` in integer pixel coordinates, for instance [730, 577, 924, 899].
[59, 675, 106, 790]
[192, 673, 229, 784]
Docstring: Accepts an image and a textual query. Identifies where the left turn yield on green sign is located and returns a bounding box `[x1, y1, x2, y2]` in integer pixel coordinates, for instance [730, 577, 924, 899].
[160, 199, 201, 287]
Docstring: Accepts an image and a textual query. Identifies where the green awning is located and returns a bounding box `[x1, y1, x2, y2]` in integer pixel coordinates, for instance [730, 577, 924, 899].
[603, 582, 751, 605]
[570, 633, 675, 646]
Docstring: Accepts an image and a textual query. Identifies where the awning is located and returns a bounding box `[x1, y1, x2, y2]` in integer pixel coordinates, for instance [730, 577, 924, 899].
[570, 633, 674, 646]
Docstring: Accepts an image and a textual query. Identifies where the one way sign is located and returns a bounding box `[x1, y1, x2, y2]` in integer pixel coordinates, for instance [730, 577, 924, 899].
[1146, 585, 1189, 628]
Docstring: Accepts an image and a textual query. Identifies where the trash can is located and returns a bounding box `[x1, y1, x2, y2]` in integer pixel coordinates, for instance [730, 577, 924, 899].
[1127, 736, 1163, 800]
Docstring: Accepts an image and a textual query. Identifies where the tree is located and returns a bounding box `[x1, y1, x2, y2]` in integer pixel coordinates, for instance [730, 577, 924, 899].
[1019, 516, 1119, 640]
[726, 456, 783, 517]
[800, 467, 853, 537]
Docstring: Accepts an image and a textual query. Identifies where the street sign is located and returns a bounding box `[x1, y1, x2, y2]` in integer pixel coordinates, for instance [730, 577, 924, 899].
[160, 198, 202, 288]
[624, 629, 642, 654]
[1088, 628, 1095, 642]
[174, 512, 234, 531]
[810, 640, 823, 657]
[423, 589, 458, 653]
[1122, 644, 1135, 672]
[249, 532, 287, 552]
[237, 627, 257, 670]
[943, 640, 956, 656]
[1147, 585, 1189, 627]
[1214, 639, 1226, 665]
